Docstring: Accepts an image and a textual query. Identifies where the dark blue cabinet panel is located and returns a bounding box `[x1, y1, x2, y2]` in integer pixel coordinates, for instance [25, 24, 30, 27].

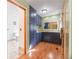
[29, 6, 42, 48]
[41, 32, 62, 45]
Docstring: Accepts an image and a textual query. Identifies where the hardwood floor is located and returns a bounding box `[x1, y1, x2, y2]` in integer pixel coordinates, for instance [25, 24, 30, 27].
[19, 42, 63, 59]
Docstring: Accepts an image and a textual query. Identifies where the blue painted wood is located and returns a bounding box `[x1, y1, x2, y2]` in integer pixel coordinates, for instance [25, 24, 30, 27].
[44, 23, 48, 29]
[29, 6, 42, 48]
[41, 32, 62, 45]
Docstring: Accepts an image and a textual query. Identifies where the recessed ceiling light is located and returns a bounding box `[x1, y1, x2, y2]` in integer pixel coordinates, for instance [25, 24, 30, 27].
[31, 13, 37, 17]
[42, 9, 48, 14]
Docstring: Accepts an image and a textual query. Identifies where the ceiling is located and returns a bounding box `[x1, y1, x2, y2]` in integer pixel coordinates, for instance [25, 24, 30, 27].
[25, 0, 63, 17]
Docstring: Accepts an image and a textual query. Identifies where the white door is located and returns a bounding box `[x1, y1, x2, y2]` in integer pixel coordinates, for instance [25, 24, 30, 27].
[7, 1, 25, 59]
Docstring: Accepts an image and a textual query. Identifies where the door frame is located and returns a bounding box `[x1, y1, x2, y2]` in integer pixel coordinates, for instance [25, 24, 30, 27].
[62, 0, 68, 59]
[7, 0, 27, 54]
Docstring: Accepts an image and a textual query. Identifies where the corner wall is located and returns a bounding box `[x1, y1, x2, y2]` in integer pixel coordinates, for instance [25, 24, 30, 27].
[67, 0, 72, 59]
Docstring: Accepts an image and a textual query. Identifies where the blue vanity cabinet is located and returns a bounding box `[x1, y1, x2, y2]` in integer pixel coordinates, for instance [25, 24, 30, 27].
[41, 32, 62, 45]
[29, 6, 42, 48]
[35, 15, 41, 25]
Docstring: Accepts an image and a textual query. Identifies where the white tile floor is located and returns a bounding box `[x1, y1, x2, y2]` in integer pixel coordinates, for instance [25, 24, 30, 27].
[8, 40, 19, 59]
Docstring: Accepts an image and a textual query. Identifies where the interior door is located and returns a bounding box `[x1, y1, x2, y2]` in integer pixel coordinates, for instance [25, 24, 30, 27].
[7, 1, 26, 58]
